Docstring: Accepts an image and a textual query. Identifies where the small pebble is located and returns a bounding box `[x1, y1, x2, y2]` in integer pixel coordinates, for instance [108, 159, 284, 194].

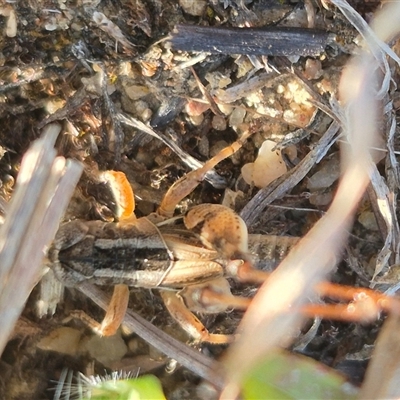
[304, 59, 323, 80]
[358, 211, 379, 231]
[307, 156, 340, 191]
[81, 332, 128, 366]
[211, 115, 227, 131]
[179, 0, 206, 16]
[229, 107, 246, 127]
[37, 327, 82, 356]
[241, 140, 287, 188]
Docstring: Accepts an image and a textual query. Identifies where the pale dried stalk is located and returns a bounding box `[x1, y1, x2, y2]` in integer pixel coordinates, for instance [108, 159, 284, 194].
[357, 3, 400, 398]
[330, 0, 400, 97]
[0, 124, 83, 355]
[221, 3, 389, 396]
[359, 314, 400, 398]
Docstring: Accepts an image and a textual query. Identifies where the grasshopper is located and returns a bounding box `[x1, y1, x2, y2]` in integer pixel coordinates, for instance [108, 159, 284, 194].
[49, 217, 298, 342]
[46, 126, 298, 343]
[46, 125, 400, 344]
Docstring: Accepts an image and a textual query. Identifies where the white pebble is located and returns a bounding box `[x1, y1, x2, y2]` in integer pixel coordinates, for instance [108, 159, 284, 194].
[241, 140, 287, 188]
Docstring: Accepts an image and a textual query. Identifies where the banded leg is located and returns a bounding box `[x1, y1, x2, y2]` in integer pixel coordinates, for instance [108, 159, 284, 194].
[191, 264, 400, 325]
[70, 284, 129, 336]
[161, 278, 240, 344]
[158, 126, 254, 218]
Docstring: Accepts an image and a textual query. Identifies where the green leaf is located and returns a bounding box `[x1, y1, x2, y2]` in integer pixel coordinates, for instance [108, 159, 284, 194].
[241, 350, 358, 400]
[86, 375, 166, 400]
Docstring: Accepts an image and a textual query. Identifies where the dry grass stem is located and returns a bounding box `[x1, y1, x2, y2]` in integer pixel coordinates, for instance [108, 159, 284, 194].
[0, 125, 83, 355]
[358, 314, 400, 398]
[118, 112, 227, 188]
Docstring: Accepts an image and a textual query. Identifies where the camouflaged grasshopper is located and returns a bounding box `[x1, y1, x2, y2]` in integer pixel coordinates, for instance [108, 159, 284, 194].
[46, 127, 298, 343]
[46, 126, 400, 344]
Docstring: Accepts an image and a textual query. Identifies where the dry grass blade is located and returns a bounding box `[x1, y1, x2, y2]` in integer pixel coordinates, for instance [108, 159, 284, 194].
[356, 3, 400, 398]
[369, 165, 398, 280]
[358, 314, 400, 399]
[118, 112, 227, 189]
[0, 124, 83, 355]
[221, 1, 394, 396]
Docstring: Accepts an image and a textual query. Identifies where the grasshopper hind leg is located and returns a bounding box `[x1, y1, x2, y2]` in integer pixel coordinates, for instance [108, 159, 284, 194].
[69, 284, 130, 336]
